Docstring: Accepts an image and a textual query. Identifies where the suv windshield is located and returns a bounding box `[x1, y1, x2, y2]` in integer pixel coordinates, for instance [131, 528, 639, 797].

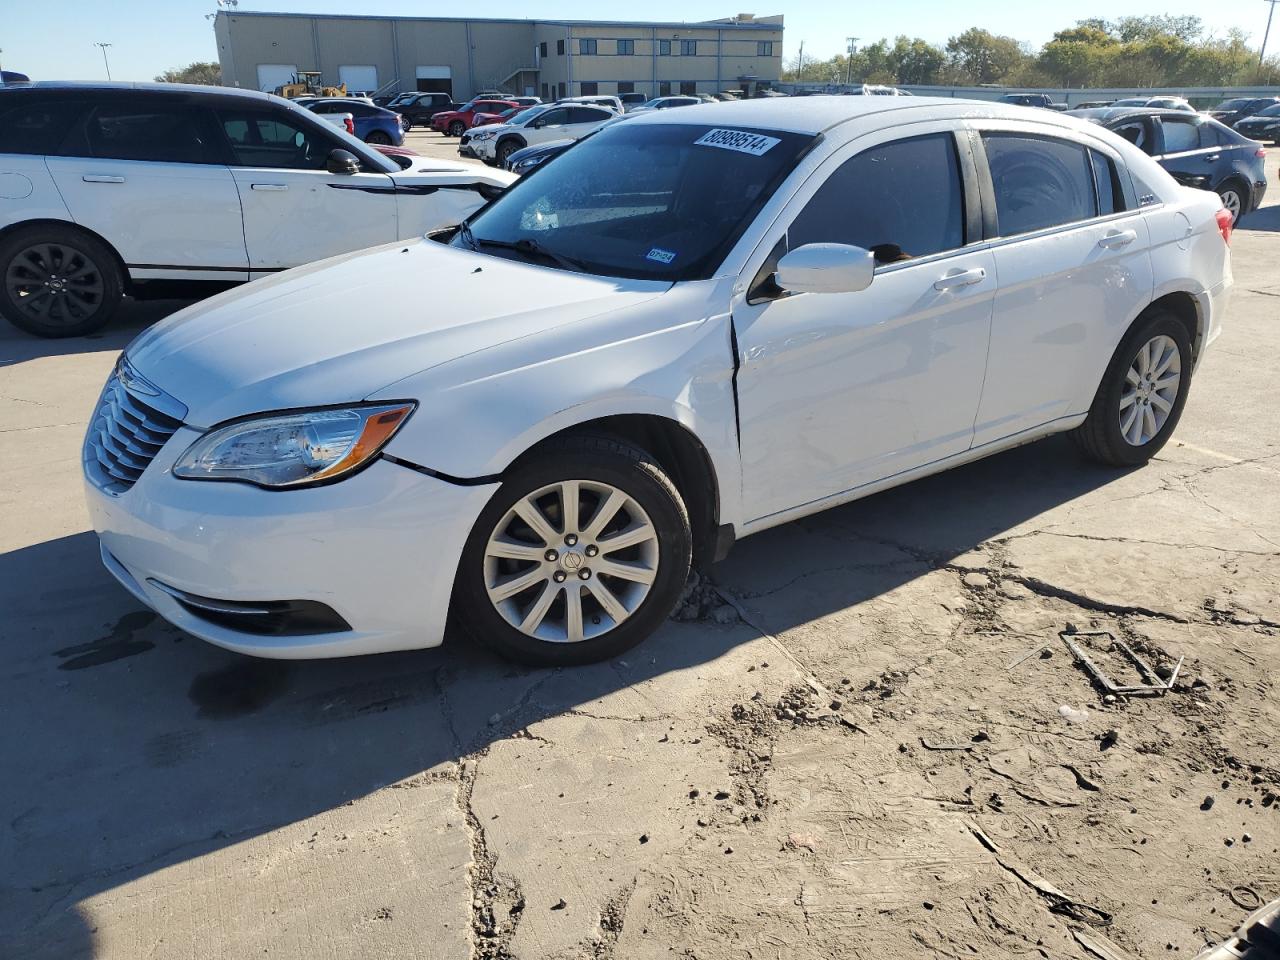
[1255, 103, 1280, 117]
[510, 105, 548, 125]
[456, 122, 815, 281]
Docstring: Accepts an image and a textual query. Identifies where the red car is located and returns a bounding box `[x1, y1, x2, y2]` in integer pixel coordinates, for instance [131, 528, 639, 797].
[473, 107, 520, 128]
[432, 99, 520, 136]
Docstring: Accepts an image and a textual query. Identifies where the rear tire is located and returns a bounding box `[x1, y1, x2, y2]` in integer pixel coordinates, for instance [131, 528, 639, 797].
[454, 435, 692, 667]
[0, 224, 123, 338]
[1071, 310, 1193, 467]
[1217, 180, 1247, 220]
[365, 130, 392, 145]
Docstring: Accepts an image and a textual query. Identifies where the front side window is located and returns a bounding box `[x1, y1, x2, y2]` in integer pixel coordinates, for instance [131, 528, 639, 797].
[0, 99, 86, 156]
[217, 110, 339, 170]
[459, 123, 815, 281]
[618, 39, 635, 55]
[982, 133, 1097, 237]
[790, 133, 965, 264]
[1109, 119, 1151, 154]
[579, 39, 598, 55]
[81, 101, 221, 164]
[680, 40, 697, 56]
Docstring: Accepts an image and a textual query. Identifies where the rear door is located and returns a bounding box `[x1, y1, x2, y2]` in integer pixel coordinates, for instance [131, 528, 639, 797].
[213, 106, 398, 273]
[563, 107, 613, 139]
[1152, 115, 1220, 191]
[972, 129, 1153, 445]
[44, 92, 248, 280]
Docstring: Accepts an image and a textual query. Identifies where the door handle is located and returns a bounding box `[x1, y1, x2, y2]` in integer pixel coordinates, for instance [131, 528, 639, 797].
[1204, 154, 1220, 162]
[251, 183, 288, 191]
[82, 174, 125, 183]
[933, 267, 986, 291]
[1097, 229, 1138, 249]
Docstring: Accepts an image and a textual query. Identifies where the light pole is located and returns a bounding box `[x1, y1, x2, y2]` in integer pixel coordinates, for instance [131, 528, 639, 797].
[846, 37, 858, 87]
[1262, 0, 1279, 69]
[94, 42, 113, 80]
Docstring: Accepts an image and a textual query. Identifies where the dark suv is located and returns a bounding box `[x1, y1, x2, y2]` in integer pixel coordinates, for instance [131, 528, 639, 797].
[1206, 96, 1280, 129]
[390, 92, 457, 128]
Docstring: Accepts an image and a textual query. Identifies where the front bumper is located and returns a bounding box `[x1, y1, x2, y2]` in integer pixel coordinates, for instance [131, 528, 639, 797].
[85, 428, 498, 658]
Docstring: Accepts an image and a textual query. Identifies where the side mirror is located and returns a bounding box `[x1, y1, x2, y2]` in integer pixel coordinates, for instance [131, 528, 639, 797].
[326, 149, 361, 175]
[775, 243, 876, 295]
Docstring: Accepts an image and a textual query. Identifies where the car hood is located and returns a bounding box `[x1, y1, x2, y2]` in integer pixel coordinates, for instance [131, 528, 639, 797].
[125, 240, 670, 427]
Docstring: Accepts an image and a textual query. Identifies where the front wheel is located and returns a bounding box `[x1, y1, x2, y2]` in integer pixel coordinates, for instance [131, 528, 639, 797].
[448, 121, 466, 137]
[454, 436, 692, 666]
[496, 139, 523, 166]
[0, 225, 123, 338]
[1071, 311, 1192, 467]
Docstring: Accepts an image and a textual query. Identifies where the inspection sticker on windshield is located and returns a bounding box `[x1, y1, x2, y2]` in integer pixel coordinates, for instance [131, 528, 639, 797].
[646, 248, 677, 264]
[694, 128, 781, 156]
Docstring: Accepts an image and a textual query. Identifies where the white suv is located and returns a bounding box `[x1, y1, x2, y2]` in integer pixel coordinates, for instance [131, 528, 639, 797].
[83, 98, 1231, 665]
[465, 102, 616, 166]
[0, 82, 514, 337]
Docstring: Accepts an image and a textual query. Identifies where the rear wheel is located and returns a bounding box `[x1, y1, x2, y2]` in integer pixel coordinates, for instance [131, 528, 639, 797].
[454, 435, 692, 666]
[365, 129, 392, 145]
[0, 225, 123, 338]
[448, 121, 466, 137]
[1071, 311, 1192, 467]
[1217, 181, 1247, 220]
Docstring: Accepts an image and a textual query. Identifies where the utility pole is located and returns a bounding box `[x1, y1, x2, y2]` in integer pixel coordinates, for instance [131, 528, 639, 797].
[845, 37, 858, 86]
[796, 40, 805, 83]
[1262, 0, 1279, 69]
[94, 42, 113, 80]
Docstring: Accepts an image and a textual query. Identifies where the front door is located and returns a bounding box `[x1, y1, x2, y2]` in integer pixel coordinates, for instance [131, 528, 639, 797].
[213, 107, 398, 272]
[734, 129, 995, 524]
[45, 96, 247, 279]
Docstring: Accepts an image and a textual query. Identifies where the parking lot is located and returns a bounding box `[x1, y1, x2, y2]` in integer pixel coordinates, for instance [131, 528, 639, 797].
[2, 138, 1278, 960]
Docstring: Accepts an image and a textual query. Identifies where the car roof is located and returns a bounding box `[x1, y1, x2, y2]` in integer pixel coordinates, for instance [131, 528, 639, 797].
[619, 95, 1074, 136]
[0, 80, 276, 103]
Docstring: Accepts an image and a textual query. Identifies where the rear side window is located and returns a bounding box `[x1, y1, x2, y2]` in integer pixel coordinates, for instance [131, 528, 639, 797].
[982, 133, 1096, 237]
[0, 100, 85, 156]
[567, 107, 607, 123]
[789, 133, 966, 264]
[80, 103, 222, 164]
[1159, 119, 1201, 154]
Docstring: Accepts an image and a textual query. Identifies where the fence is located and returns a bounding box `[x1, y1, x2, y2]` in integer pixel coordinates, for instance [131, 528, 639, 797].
[780, 83, 1280, 109]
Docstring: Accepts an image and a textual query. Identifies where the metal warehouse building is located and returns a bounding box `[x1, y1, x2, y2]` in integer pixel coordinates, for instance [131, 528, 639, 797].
[213, 10, 783, 102]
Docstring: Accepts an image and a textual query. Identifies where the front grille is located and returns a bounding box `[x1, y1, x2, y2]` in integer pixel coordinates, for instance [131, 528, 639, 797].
[83, 364, 186, 494]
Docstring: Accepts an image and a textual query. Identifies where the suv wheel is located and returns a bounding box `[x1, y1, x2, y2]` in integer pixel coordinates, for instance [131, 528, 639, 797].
[365, 129, 392, 145]
[496, 139, 523, 166]
[1071, 311, 1192, 467]
[448, 121, 466, 137]
[455, 435, 692, 666]
[0, 225, 124, 338]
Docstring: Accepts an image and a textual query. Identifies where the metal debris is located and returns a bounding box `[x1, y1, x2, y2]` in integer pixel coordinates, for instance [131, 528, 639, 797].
[1060, 630, 1184, 696]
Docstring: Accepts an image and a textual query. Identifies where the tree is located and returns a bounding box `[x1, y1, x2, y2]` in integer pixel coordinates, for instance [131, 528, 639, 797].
[945, 28, 1029, 84]
[891, 36, 945, 85]
[155, 62, 222, 86]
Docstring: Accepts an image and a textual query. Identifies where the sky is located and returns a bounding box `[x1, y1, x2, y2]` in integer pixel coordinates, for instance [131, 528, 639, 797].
[3, 0, 1276, 82]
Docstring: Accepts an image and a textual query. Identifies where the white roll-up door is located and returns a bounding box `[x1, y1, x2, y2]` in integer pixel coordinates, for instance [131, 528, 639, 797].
[338, 65, 378, 92]
[256, 64, 298, 92]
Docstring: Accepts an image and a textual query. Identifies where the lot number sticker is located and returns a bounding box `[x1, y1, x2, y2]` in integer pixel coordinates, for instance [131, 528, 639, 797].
[694, 128, 781, 156]
[646, 248, 677, 264]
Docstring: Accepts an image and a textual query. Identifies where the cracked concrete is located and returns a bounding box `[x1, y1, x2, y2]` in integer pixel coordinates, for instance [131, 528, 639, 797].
[2, 141, 1279, 959]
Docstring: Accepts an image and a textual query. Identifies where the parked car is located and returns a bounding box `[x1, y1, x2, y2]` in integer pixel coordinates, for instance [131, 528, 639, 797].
[503, 138, 574, 175]
[1234, 103, 1280, 144]
[618, 92, 647, 111]
[630, 96, 701, 114]
[471, 107, 520, 129]
[0, 82, 514, 337]
[1085, 108, 1267, 219]
[465, 102, 617, 166]
[312, 110, 356, 137]
[82, 97, 1231, 667]
[1110, 96, 1194, 112]
[389, 91, 458, 128]
[508, 96, 543, 108]
[1205, 96, 1280, 129]
[998, 93, 1068, 111]
[846, 84, 911, 96]
[1074, 100, 1115, 110]
[556, 95, 624, 113]
[432, 99, 520, 136]
[306, 98, 405, 145]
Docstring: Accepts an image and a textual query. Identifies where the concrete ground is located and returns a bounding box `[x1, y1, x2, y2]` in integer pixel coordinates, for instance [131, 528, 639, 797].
[2, 141, 1278, 960]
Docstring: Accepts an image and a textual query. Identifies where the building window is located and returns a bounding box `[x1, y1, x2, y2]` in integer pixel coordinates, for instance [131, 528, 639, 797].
[539, 42, 548, 58]
[580, 81, 599, 95]
[680, 40, 697, 56]
[618, 81, 635, 94]
[658, 39, 671, 56]
[558, 81, 566, 98]
[757, 41, 773, 56]
[579, 38, 597, 55]
[617, 39, 634, 56]
[680, 81, 697, 96]
[659, 81, 671, 96]
[557, 39, 565, 55]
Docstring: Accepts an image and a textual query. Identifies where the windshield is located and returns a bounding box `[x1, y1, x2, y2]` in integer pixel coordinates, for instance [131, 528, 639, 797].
[458, 100, 478, 111]
[1113, 98, 1146, 106]
[641, 99, 664, 108]
[1255, 104, 1280, 117]
[457, 122, 815, 281]
[1214, 99, 1248, 110]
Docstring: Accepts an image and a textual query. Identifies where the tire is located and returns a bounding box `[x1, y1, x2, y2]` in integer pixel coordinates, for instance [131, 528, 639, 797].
[1217, 180, 1248, 220]
[365, 129, 393, 145]
[448, 121, 466, 138]
[454, 435, 692, 667]
[496, 138, 524, 166]
[1071, 310, 1193, 467]
[0, 224, 123, 338]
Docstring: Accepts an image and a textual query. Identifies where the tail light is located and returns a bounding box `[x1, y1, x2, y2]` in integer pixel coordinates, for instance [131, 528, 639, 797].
[1216, 207, 1234, 245]
[1256, 147, 1268, 159]
[344, 117, 354, 135]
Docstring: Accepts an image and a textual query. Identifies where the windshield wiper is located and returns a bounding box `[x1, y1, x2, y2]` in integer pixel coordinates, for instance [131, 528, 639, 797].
[472, 236, 589, 274]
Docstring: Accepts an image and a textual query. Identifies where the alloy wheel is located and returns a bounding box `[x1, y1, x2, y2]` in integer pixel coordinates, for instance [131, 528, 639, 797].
[1119, 334, 1181, 446]
[483, 480, 660, 643]
[4, 242, 105, 328]
[1219, 188, 1242, 220]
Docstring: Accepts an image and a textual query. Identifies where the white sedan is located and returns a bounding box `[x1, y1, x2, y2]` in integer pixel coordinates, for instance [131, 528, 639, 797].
[84, 97, 1232, 665]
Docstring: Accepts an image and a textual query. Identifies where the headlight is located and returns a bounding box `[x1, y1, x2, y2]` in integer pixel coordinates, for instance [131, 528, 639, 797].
[173, 403, 414, 488]
[472, 128, 497, 140]
[514, 153, 549, 172]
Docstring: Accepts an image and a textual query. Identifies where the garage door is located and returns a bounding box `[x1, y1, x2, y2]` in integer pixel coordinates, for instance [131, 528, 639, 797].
[338, 65, 378, 93]
[256, 64, 298, 93]
[416, 65, 452, 95]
